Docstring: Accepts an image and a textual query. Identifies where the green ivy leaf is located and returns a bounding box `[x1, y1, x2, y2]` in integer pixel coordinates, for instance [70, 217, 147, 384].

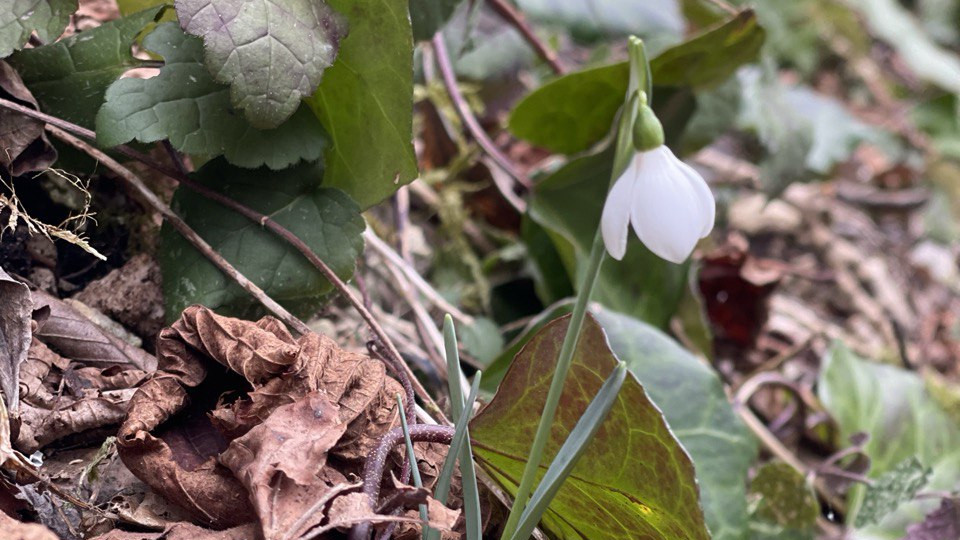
[410, 0, 463, 41]
[175, 0, 347, 129]
[857, 458, 932, 528]
[6, 6, 163, 127]
[96, 23, 326, 170]
[160, 158, 364, 320]
[509, 63, 628, 155]
[508, 10, 764, 154]
[0, 0, 76, 58]
[306, 0, 417, 209]
[470, 313, 710, 540]
[528, 149, 688, 328]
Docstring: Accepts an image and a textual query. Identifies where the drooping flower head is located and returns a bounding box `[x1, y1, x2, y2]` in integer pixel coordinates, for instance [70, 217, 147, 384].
[600, 93, 715, 264]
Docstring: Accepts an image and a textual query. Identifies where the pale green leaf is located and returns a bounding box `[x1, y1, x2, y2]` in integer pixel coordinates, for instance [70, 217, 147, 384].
[857, 458, 931, 528]
[175, 0, 347, 128]
[0, 0, 76, 58]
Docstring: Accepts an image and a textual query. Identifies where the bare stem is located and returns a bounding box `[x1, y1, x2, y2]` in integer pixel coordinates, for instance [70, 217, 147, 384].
[46, 125, 311, 335]
[430, 33, 531, 203]
[485, 0, 565, 75]
[0, 96, 444, 419]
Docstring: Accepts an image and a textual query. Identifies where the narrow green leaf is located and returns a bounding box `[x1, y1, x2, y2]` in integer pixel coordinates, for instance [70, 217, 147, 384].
[0, 0, 76, 58]
[433, 373, 481, 504]
[396, 394, 431, 538]
[510, 363, 628, 540]
[306, 0, 417, 209]
[441, 315, 482, 540]
[159, 158, 364, 320]
[470, 313, 710, 540]
[7, 6, 163, 127]
[95, 23, 327, 170]
[428, 372, 482, 540]
[175, 0, 347, 128]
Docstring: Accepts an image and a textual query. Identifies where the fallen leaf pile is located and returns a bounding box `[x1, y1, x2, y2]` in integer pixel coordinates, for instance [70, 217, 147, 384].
[1, 267, 462, 539]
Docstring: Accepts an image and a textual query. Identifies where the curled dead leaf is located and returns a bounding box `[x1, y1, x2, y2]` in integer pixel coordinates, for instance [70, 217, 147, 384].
[118, 306, 406, 533]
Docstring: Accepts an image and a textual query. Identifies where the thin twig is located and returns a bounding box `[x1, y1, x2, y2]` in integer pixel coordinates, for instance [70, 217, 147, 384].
[46, 125, 311, 336]
[363, 229, 474, 325]
[430, 33, 531, 201]
[485, 0, 565, 75]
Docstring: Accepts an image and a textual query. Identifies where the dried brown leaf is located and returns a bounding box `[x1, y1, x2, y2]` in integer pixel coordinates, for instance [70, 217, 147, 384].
[0, 511, 58, 540]
[0, 61, 56, 177]
[0, 266, 31, 410]
[118, 306, 408, 533]
[89, 521, 261, 540]
[220, 392, 349, 540]
[32, 290, 157, 372]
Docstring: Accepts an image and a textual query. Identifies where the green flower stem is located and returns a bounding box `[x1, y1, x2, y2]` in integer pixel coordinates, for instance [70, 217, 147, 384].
[501, 35, 650, 540]
[500, 226, 607, 539]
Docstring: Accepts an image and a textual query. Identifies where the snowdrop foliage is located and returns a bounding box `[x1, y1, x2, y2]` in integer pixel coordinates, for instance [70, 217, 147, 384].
[600, 145, 716, 264]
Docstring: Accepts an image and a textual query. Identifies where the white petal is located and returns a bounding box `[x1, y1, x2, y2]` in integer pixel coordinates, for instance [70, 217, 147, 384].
[600, 154, 642, 260]
[673, 156, 716, 238]
[629, 147, 705, 264]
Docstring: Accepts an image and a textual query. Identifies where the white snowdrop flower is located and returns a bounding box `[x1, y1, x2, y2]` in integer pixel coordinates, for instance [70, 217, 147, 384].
[600, 115, 715, 264]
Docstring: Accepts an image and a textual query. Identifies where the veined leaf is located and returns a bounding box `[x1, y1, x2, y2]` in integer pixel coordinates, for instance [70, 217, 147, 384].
[470, 314, 710, 540]
[96, 23, 327, 170]
[175, 0, 347, 129]
[160, 158, 364, 320]
[7, 6, 163, 127]
[0, 0, 76, 58]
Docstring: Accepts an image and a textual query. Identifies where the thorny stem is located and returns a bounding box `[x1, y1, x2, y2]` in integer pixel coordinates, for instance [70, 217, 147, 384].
[351, 424, 455, 540]
[485, 0, 565, 75]
[499, 228, 606, 538]
[0, 96, 445, 420]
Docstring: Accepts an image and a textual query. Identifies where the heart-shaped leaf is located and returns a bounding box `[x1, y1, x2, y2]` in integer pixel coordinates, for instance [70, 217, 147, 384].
[470, 313, 710, 540]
